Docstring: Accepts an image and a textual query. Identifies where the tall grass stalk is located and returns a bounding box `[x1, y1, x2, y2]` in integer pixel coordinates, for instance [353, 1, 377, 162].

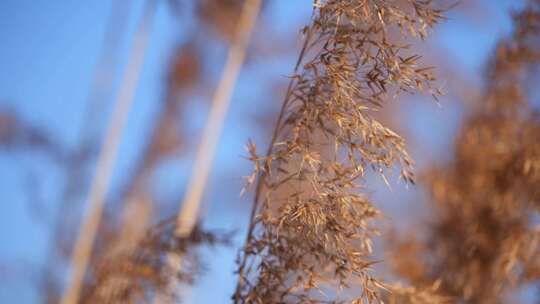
[60, 2, 157, 303]
[152, 0, 262, 302]
[40, 0, 134, 301]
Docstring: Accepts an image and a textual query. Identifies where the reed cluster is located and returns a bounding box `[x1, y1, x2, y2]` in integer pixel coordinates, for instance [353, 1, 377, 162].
[391, 2, 540, 303]
[234, 1, 445, 302]
[82, 220, 230, 303]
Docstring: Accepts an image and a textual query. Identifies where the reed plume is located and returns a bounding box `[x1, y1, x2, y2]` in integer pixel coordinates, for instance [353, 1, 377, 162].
[390, 1, 540, 303]
[234, 1, 445, 302]
[81, 220, 231, 303]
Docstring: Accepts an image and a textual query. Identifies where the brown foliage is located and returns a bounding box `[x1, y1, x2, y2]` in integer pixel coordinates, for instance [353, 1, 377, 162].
[234, 1, 445, 303]
[196, 0, 245, 41]
[81, 220, 230, 304]
[391, 2, 540, 303]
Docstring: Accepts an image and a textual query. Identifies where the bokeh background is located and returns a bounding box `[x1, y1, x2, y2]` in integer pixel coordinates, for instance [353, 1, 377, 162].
[0, 0, 531, 303]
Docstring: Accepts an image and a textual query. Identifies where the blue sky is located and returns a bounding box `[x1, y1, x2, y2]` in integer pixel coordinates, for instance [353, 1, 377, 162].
[0, 0, 528, 303]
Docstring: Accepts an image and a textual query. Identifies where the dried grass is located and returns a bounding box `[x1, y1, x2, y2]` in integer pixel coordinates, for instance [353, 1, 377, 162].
[390, 2, 540, 303]
[234, 1, 445, 303]
[81, 219, 231, 304]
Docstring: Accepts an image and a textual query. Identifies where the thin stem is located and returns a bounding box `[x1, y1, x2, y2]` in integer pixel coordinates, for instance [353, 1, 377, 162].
[174, 0, 262, 238]
[40, 0, 134, 300]
[59, 2, 157, 304]
[153, 0, 262, 303]
[233, 16, 316, 301]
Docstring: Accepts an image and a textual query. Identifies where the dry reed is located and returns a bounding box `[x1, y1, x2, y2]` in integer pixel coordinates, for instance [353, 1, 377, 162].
[390, 1, 540, 303]
[60, 2, 157, 303]
[154, 0, 261, 302]
[80, 219, 231, 303]
[234, 1, 445, 303]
